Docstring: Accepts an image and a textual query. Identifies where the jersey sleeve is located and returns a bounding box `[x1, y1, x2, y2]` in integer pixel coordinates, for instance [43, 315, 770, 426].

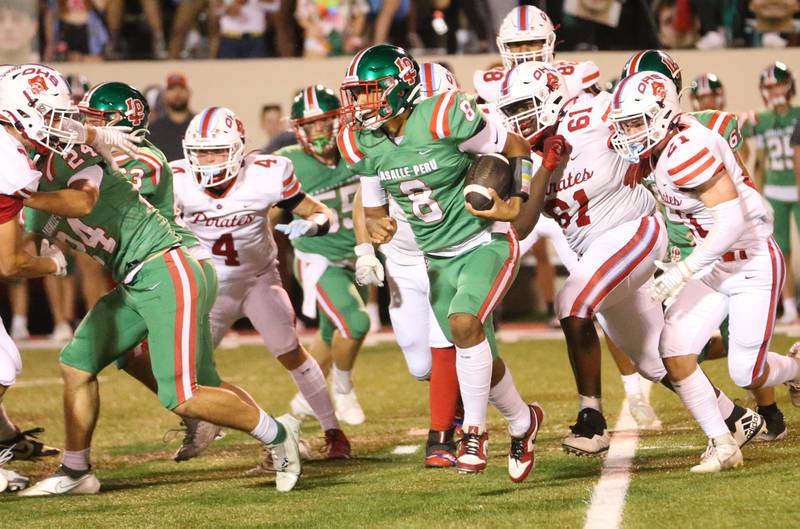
[429, 91, 484, 142]
[337, 123, 368, 171]
[169, 161, 188, 212]
[360, 175, 387, 207]
[664, 132, 726, 189]
[472, 68, 506, 104]
[115, 147, 164, 196]
[0, 194, 22, 224]
[0, 143, 41, 197]
[738, 111, 758, 139]
[279, 159, 302, 201]
[706, 111, 744, 153]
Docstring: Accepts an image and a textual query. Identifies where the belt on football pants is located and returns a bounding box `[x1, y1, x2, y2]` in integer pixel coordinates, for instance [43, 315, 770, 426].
[722, 250, 748, 262]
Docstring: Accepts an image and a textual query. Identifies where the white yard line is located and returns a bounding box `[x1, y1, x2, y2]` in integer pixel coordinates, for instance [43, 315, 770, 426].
[583, 381, 653, 529]
[391, 444, 422, 455]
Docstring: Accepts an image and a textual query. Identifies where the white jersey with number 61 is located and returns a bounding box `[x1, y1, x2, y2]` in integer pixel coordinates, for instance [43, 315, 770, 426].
[171, 153, 301, 281]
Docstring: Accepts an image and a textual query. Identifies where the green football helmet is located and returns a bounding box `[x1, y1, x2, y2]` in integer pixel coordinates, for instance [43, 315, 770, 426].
[290, 85, 341, 162]
[690, 73, 725, 111]
[760, 62, 795, 108]
[79, 81, 150, 130]
[620, 49, 682, 91]
[340, 44, 421, 130]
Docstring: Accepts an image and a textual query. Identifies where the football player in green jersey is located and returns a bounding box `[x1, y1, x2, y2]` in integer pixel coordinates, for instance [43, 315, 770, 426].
[0, 67, 303, 494]
[623, 53, 786, 442]
[741, 62, 800, 325]
[340, 44, 552, 480]
[276, 85, 369, 426]
[78, 81, 227, 460]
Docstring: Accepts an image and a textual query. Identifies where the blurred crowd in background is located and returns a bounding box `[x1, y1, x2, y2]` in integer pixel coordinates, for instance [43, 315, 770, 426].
[2, 1, 800, 64]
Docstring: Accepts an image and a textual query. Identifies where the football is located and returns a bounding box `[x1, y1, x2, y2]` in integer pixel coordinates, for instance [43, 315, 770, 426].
[463, 153, 512, 211]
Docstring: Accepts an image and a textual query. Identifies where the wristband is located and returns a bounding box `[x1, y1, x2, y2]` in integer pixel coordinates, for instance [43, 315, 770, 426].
[509, 156, 534, 201]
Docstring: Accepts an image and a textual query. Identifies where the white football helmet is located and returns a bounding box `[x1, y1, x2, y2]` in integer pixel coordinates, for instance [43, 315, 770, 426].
[183, 106, 245, 188]
[497, 5, 556, 69]
[608, 71, 682, 163]
[417, 63, 459, 101]
[497, 61, 568, 145]
[0, 65, 80, 155]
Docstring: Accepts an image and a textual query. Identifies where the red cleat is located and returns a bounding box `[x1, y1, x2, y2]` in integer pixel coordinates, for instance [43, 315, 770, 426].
[456, 426, 488, 474]
[324, 429, 351, 459]
[508, 403, 545, 483]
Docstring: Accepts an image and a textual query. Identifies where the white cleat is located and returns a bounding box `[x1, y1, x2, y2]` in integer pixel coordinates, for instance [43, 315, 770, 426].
[173, 417, 223, 462]
[0, 468, 30, 492]
[786, 343, 800, 407]
[333, 388, 365, 426]
[290, 392, 318, 420]
[628, 394, 662, 430]
[690, 434, 743, 473]
[10, 319, 29, 341]
[18, 469, 101, 496]
[267, 414, 302, 492]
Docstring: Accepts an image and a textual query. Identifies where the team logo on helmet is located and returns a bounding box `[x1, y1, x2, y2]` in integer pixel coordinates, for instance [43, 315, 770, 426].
[545, 72, 559, 91]
[125, 97, 146, 126]
[651, 80, 666, 99]
[394, 57, 417, 85]
[28, 75, 48, 95]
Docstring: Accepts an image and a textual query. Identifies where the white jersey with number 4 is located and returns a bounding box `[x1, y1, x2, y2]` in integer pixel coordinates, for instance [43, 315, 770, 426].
[545, 91, 655, 256]
[171, 152, 301, 281]
[652, 115, 772, 250]
[473, 59, 600, 105]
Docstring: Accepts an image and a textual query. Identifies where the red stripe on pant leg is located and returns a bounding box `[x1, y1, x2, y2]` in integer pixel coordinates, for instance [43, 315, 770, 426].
[584, 218, 661, 316]
[477, 230, 520, 322]
[570, 217, 651, 318]
[177, 249, 199, 393]
[164, 251, 187, 404]
[316, 285, 352, 339]
[753, 240, 783, 384]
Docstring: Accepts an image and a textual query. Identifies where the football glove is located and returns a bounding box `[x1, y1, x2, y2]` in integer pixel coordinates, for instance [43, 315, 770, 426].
[41, 240, 67, 277]
[649, 259, 692, 306]
[354, 243, 384, 286]
[542, 135, 571, 171]
[275, 219, 315, 240]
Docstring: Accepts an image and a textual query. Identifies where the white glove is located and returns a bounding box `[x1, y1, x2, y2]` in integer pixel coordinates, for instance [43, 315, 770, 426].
[89, 126, 146, 171]
[41, 240, 67, 277]
[649, 259, 692, 306]
[354, 243, 384, 286]
[275, 219, 315, 240]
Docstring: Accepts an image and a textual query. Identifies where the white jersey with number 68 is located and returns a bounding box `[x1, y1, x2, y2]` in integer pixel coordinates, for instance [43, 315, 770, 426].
[171, 153, 301, 281]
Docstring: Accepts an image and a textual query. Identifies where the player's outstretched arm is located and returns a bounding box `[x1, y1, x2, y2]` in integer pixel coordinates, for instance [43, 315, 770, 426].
[0, 220, 64, 278]
[24, 177, 100, 218]
[274, 194, 333, 240]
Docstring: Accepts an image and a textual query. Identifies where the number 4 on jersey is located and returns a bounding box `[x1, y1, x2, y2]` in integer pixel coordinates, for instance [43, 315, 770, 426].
[212, 233, 240, 266]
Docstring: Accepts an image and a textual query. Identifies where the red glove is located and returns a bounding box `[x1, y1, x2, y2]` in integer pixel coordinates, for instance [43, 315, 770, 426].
[623, 160, 650, 188]
[542, 135, 572, 171]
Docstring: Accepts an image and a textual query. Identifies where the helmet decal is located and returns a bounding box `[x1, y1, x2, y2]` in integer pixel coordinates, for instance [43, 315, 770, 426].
[125, 97, 146, 126]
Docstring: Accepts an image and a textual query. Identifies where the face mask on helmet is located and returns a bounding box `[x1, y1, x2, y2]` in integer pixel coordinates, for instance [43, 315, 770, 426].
[499, 39, 554, 68]
[341, 76, 401, 131]
[497, 6, 556, 69]
[185, 146, 243, 187]
[298, 115, 339, 158]
[497, 62, 567, 146]
[183, 107, 245, 188]
[761, 80, 792, 108]
[30, 104, 81, 155]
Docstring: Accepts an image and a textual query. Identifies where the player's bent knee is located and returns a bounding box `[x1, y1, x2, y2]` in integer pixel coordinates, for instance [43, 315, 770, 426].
[348, 309, 371, 340]
[728, 361, 761, 389]
[448, 313, 483, 346]
[406, 355, 432, 381]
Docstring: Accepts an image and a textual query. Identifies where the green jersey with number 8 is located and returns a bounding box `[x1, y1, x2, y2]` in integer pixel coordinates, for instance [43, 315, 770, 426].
[277, 144, 359, 261]
[340, 91, 491, 254]
[24, 145, 181, 282]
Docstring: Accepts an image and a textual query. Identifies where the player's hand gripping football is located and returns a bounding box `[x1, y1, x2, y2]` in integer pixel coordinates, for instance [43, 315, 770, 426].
[366, 216, 397, 244]
[649, 259, 692, 306]
[541, 134, 572, 171]
[41, 240, 68, 277]
[465, 189, 521, 221]
[354, 243, 384, 286]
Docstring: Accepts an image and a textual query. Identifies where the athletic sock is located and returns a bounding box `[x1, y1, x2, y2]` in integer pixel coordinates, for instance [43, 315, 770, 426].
[456, 339, 493, 431]
[579, 395, 602, 413]
[762, 352, 800, 387]
[62, 448, 90, 472]
[716, 390, 736, 420]
[621, 373, 642, 397]
[429, 346, 459, 431]
[290, 356, 338, 431]
[249, 409, 285, 445]
[672, 368, 729, 438]
[331, 365, 353, 394]
[489, 369, 531, 438]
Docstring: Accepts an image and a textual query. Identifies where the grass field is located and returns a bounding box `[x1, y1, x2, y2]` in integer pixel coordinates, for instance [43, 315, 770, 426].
[2, 335, 800, 529]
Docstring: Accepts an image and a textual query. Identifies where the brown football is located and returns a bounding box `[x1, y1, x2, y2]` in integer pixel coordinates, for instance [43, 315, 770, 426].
[463, 153, 512, 211]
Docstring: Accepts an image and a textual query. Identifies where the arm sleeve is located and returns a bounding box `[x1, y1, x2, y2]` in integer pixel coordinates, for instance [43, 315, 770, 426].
[684, 198, 745, 274]
[665, 136, 725, 189]
[67, 165, 103, 187]
[360, 175, 387, 208]
[458, 111, 508, 155]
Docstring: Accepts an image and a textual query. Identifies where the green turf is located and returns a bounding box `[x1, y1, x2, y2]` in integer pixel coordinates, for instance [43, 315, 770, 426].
[2, 336, 799, 528]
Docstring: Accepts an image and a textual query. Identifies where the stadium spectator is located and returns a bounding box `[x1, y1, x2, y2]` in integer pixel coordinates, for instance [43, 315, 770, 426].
[654, 0, 700, 48]
[0, 0, 38, 64]
[215, 0, 278, 58]
[168, 0, 220, 59]
[260, 104, 294, 152]
[441, 0, 493, 54]
[747, 0, 800, 47]
[104, 0, 166, 59]
[369, 0, 411, 48]
[295, 0, 369, 57]
[148, 73, 194, 161]
[44, 0, 109, 62]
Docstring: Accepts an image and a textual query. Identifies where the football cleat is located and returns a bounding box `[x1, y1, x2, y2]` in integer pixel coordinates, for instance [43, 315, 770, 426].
[562, 408, 610, 456]
[508, 403, 545, 483]
[725, 406, 766, 448]
[246, 440, 311, 476]
[756, 405, 787, 442]
[267, 414, 302, 492]
[0, 427, 60, 461]
[425, 429, 456, 468]
[456, 426, 488, 474]
[290, 392, 318, 420]
[18, 466, 101, 496]
[0, 468, 30, 492]
[628, 394, 662, 430]
[173, 418, 223, 462]
[323, 429, 351, 459]
[787, 343, 800, 407]
[690, 434, 743, 473]
[333, 388, 365, 425]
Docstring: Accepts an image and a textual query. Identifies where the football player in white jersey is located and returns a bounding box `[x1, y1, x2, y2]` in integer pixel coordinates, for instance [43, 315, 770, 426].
[609, 72, 800, 472]
[497, 62, 765, 457]
[172, 106, 351, 459]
